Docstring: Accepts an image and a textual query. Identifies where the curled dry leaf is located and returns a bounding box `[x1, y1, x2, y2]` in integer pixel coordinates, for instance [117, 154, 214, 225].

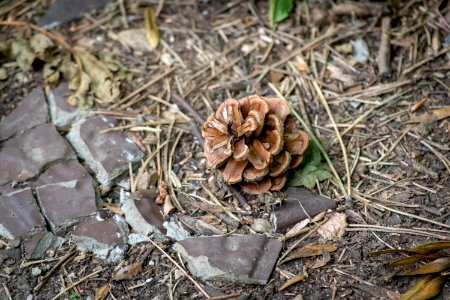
[202, 95, 309, 194]
[94, 284, 110, 300]
[163, 195, 175, 216]
[155, 181, 168, 205]
[278, 274, 306, 292]
[306, 251, 332, 269]
[400, 275, 445, 300]
[283, 218, 310, 241]
[112, 261, 142, 281]
[400, 257, 450, 276]
[284, 242, 337, 263]
[317, 212, 347, 241]
[409, 106, 450, 124]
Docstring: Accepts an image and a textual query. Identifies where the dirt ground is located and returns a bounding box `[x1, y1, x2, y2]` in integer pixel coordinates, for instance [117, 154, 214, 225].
[1, 0, 450, 299]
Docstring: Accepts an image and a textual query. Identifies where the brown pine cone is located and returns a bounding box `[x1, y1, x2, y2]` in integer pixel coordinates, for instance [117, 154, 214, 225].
[202, 95, 309, 194]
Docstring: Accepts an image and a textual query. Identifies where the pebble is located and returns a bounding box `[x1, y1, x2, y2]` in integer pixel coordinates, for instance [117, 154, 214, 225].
[250, 218, 271, 233]
[31, 267, 42, 277]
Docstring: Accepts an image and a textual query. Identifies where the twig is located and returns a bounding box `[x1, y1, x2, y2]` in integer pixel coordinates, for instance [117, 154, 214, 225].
[171, 93, 204, 124]
[34, 246, 77, 291]
[229, 185, 249, 209]
[377, 16, 391, 77]
[268, 83, 347, 197]
[402, 47, 450, 75]
[50, 268, 105, 300]
[2, 283, 12, 300]
[147, 238, 210, 299]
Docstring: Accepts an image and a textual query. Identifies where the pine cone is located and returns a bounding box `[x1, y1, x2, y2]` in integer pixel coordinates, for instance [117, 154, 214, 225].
[202, 95, 309, 194]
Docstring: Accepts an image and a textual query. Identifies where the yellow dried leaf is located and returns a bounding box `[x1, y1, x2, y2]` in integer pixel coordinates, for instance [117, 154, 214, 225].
[94, 284, 110, 300]
[401, 257, 450, 276]
[144, 8, 159, 49]
[285, 242, 337, 263]
[112, 262, 142, 281]
[278, 274, 306, 292]
[400, 275, 445, 300]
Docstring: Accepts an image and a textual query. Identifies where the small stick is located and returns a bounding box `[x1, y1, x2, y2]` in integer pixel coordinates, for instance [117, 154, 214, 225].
[50, 268, 105, 300]
[147, 238, 210, 298]
[229, 185, 249, 209]
[171, 93, 204, 124]
[2, 283, 12, 300]
[34, 246, 77, 291]
[377, 16, 392, 77]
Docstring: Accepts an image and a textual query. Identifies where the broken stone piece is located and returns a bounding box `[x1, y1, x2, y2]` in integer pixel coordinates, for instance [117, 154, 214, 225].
[66, 116, 144, 188]
[0, 124, 75, 185]
[272, 188, 336, 233]
[0, 86, 48, 141]
[0, 188, 46, 240]
[120, 189, 166, 240]
[23, 230, 65, 259]
[72, 210, 128, 263]
[46, 81, 93, 129]
[174, 234, 282, 284]
[34, 160, 97, 232]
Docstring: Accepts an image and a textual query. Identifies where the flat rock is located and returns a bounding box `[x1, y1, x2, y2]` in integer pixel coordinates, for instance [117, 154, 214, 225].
[67, 116, 144, 188]
[0, 86, 48, 141]
[72, 210, 128, 263]
[173, 234, 282, 285]
[120, 189, 166, 240]
[272, 188, 336, 233]
[23, 231, 65, 259]
[34, 160, 98, 232]
[0, 124, 75, 185]
[47, 81, 93, 129]
[0, 188, 46, 240]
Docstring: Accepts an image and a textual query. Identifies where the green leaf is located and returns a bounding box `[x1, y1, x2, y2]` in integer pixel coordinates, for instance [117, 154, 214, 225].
[287, 141, 332, 189]
[69, 293, 78, 299]
[269, 0, 294, 27]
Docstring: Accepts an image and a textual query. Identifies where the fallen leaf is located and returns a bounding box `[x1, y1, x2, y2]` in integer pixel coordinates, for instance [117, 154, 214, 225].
[10, 38, 35, 72]
[94, 284, 110, 300]
[306, 252, 332, 269]
[370, 241, 450, 256]
[278, 274, 306, 292]
[400, 257, 450, 276]
[317, 212, 347, 241]
[103, 203, 124, 216]
[293, 56, 309, 73]
[30, 33, 54, 59]
[144, 8, 159, 49]
[326, 63, 355, 86]
[284, 242, 337, 263]
[400, 275, 445, 300]
[284, 218, 310, 241]
[409, 106, 450, 124]
[269, 0, 294, 27]
[112, 261, 142, 280]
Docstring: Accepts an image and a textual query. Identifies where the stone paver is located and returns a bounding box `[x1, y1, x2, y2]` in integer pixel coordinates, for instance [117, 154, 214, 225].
[0, 188, 46, 240]
[47, 81, 92, 129]
[23, 231, 65, 259]
[0, 123, 75, 185]
[67, 116, 144, 188]
[0, 87, 48, 141]
[173, 234, 282, 284]
[72, 210, 128, 263]
[272, 187, 336, 233]
[34, 160, 98, 232]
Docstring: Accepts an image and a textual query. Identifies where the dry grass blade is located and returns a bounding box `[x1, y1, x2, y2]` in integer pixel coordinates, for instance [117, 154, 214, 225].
[144, 7, 159, 48]
[386, 254, 445, 269]
[400, 257, 450, 276]
[399, 275, 445, 300]
[278, 274, 307, 292]
[283, 242, 337, 263]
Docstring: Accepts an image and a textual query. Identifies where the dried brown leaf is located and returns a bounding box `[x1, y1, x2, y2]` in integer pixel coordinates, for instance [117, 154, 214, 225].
[307, 252, 331, 269]
[386, 255, 435, 269]
[94, 284, 110, 300]
[408, 241, 450, 254]
[103, 203, 124, 216]
[400, 275, 445, 300]
[409, 106, 450, 124]
[400, 257, 450, 276]
[112, 262, 142, 281]
[278, 274, 306, 292]
[285, 242, 337, 263]
[317, 212, 347, 241]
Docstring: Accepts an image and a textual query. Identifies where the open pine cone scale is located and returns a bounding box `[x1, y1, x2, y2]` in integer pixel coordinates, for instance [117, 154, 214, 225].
[202, 95, 309, 194]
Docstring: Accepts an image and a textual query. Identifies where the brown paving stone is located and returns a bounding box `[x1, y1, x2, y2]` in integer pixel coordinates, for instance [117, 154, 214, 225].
[174, 234, 282, 284]
[67, 116, 144, 187]
[72, 210, 128, 263]
[272, 187, 336, 233]
[0, 86, 48, 141]
[47, 81, 92, 129]
[34, 160, 97, 232]
[0, 188, 46, 240]
[0, 124, 75, 185]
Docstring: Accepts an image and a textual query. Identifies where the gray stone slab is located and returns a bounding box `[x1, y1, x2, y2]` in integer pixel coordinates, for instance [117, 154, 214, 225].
[120, 189, 166, 241]
[66, 116, 144, 188]
[34, 160, 98, 232]
[72, 210, 128, 263]
[0, 124, 75, 185]
[23, 230, 65, 259]
[0, 87, 48, 141]
[0, 188, 46, 240]
[272, 188, 336, 233]
[47, 81, 93, 129]
[173, 234, 282, 285]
